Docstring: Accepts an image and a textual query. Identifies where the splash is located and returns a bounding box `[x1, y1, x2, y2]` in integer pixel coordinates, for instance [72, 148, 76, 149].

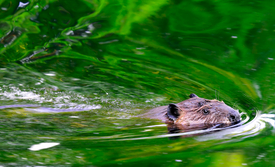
[0, 85, 101, 112]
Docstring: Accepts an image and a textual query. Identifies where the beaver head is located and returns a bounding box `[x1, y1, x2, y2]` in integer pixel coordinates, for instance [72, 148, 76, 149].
[166, 94, 241, 132]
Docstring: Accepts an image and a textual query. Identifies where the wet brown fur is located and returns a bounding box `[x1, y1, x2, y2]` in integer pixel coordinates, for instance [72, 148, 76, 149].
[142, 95, 240, 132]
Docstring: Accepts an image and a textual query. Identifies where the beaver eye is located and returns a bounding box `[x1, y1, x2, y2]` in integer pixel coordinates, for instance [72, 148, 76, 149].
[202, 109, 210, 115]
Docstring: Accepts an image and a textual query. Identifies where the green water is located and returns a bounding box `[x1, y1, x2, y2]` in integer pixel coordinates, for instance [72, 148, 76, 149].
[1, 0, 275, 166]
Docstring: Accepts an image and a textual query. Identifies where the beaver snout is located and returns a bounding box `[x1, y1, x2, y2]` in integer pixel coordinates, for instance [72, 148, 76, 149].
[228, 110, 241, 124]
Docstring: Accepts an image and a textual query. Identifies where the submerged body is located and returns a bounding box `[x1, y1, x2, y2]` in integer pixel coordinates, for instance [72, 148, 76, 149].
[143, 94, 241, 132]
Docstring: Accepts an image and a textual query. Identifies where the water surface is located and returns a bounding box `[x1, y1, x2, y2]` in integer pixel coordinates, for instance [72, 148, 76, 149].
[1, 0, 275, 166]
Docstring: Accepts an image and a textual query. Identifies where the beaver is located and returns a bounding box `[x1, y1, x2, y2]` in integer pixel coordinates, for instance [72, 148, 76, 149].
[143, 94, 241, 132]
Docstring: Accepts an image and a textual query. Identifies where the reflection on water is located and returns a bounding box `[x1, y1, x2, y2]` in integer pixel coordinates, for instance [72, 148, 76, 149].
[196, 111, 268, 141]
[116, 111, 271, 141]
[28, 142, 60, 151]
[1, 0, 275, 166]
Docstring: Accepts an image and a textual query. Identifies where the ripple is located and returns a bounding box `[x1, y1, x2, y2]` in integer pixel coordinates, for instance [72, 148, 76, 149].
[196, 111, 274, 142]
[117, 111, 275, 141]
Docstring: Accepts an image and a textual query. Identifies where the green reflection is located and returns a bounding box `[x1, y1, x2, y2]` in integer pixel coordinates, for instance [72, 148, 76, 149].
[0, 0, 275, 166]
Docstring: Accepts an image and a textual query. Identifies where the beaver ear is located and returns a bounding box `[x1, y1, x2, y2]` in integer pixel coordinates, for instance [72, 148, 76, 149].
[189, 93, 198, 98]
[167, 103, 180, 121]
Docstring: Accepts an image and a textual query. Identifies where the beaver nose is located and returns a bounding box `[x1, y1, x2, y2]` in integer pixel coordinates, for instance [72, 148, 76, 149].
[228, 110, 241, 123]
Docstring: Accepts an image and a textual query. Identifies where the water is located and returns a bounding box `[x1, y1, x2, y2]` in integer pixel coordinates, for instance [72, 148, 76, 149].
[1, 0, 275, 166]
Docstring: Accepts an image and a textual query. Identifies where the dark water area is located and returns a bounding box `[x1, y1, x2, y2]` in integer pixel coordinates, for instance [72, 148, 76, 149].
[1, 0, 275, 166]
